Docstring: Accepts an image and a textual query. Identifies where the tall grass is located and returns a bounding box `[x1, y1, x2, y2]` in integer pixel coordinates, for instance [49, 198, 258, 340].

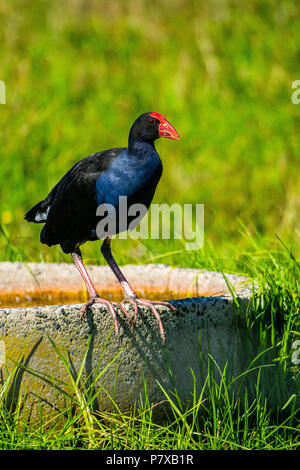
[0, 0, 300, 262]
[0, 342, 298, 450]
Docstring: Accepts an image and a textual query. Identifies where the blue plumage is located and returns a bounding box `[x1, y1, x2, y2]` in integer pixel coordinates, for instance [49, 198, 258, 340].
[95, 144, 162, 208]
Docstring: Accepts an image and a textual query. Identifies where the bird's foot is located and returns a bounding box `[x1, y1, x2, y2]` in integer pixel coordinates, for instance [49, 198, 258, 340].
[81, 296, 133, 343]
[121, 297, 176, 344]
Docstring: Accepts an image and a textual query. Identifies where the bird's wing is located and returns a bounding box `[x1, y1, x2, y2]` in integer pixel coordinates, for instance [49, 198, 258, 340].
[39, 148, 125, 252]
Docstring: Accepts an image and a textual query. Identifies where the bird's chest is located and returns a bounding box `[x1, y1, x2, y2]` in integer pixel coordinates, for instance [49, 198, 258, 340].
[96, 153, 162, 208]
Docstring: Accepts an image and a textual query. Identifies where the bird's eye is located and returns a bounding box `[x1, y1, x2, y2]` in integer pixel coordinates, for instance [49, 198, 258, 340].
[149, 118, 155, 125]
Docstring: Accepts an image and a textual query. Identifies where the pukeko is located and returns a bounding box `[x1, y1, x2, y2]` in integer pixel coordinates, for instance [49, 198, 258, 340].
[25, 112, 180, 343]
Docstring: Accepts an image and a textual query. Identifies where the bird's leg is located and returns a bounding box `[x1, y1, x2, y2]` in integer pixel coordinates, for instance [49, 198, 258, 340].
[71, 247, 131, 340]
[101, 238, 137, 299]
[72, 248, 99, 300]
[101, 238, 176, 344]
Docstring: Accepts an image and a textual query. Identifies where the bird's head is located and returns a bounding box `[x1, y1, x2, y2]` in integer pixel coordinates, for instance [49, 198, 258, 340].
[129, 112, 180, 144]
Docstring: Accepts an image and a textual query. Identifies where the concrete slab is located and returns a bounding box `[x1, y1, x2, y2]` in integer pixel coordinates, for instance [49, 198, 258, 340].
[0, 263, 255, 420]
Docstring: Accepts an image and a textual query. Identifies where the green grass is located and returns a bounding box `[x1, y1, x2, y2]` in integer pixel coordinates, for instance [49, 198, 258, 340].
[0, 0, 300, 263]
[0, 0, 299, 451]
[0, 358, 298, 450]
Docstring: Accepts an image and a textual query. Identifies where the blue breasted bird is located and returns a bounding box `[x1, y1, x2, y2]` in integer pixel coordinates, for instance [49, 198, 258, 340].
[25, 112, 180, 343]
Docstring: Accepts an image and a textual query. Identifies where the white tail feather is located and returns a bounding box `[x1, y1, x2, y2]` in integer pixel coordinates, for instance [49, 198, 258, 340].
[35, 206, 50, 222]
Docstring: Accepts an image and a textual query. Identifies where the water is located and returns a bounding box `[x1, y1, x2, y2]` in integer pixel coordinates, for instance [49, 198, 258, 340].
[0, 288, 192, 309]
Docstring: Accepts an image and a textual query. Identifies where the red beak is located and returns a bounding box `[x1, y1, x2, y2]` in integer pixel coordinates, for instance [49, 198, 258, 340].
[149, 112, 180, 140]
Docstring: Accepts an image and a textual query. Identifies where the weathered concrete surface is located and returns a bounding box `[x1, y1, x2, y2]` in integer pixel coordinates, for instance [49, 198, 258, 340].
[0, 262, 251, 305]
[0, 263, 255, 420]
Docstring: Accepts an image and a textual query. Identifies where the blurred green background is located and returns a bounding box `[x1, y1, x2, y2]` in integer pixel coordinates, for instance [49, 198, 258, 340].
[0, 0, 299, 267]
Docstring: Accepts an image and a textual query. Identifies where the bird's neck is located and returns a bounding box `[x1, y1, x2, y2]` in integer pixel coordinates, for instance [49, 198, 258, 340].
[128, 136, 156, 157]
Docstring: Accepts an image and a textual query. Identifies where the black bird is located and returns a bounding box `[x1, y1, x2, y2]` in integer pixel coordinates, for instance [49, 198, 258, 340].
[25, 112, 180, 343]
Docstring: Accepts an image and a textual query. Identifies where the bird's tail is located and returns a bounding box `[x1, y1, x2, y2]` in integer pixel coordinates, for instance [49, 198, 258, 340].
[24, 200, 50, 223]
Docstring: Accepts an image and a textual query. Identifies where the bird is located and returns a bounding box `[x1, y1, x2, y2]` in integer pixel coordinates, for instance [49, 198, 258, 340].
[25, 112, 180, 343]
